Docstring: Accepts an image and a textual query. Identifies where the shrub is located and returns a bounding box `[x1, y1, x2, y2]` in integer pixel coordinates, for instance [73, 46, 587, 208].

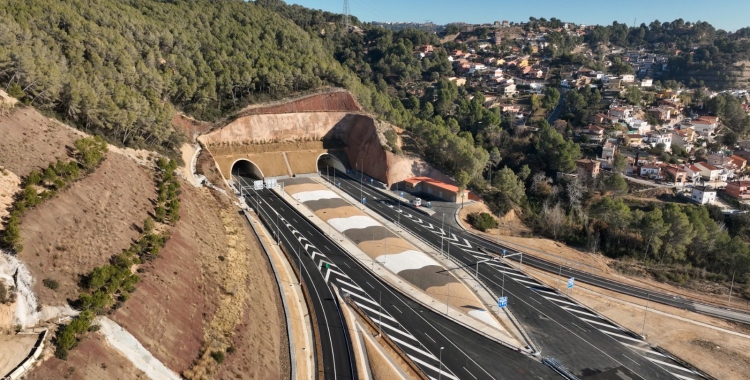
[467, 212, 499, 232]
[210, 350, 225, 363]
[0, 281, 7, 303]
[43, 278, 59, 290]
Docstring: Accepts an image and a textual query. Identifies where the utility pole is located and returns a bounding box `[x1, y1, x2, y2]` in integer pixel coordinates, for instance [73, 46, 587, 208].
[729, 271, 736, 305]
[446, 225, 451, 258]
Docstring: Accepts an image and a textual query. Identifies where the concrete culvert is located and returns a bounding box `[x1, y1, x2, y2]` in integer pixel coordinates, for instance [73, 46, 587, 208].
[231, 159, 264, 180]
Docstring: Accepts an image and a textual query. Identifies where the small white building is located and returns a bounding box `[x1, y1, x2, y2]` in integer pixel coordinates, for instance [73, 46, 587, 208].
[621, 74, 636, 83]
[641, 78, 654, 87]
[691, 186, 716, 204]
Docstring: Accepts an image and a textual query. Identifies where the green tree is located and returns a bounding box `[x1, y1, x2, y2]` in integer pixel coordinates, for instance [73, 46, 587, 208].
[638, 208, 668, 260]
[660, 204, 695, 262]
[456, 170, 470, 207]
[535, 121, 582, 173]
[492, 166, 526, 206]
[600, 173, 628, 196]
[612, 153, 627, 174]
[542, 87, 560, 110]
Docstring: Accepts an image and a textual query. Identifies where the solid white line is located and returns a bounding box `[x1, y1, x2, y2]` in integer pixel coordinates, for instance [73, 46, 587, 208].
[463, 367, 478, 379]
[512, 278, 540, 286]
[599, 329, 643, 343]
[375, 320, 417, 340]
[409, 356, 459, 380]
[647, 358, 698, 374]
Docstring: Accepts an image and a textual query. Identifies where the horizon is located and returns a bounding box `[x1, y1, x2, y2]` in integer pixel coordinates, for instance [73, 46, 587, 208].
[289, 0, 750, 31]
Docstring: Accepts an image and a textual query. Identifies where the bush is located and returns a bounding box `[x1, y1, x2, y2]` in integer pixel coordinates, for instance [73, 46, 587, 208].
[467, 212, 499, 232]
[0, 281, 7, 303]
[43, 278, 59, 290]
[210, 350, 225, 363]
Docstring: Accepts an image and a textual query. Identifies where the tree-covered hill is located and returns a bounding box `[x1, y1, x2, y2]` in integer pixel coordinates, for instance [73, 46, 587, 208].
[0, 0, 365, 149]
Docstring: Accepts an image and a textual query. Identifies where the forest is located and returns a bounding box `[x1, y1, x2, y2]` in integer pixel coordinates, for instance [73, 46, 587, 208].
[3, 0, 750, 289]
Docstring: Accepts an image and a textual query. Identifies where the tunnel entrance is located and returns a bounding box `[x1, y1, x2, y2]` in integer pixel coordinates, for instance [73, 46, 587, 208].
[231, 159, 264, 180]
[317, 153, 347, 174]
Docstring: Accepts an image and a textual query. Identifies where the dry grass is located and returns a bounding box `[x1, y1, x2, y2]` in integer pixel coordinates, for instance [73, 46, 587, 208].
[17, 153, 156, 306]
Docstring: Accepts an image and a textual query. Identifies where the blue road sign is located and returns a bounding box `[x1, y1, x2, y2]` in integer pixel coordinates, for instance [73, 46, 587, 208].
[498, 296, 508, 308]
[362, 197, 366, 204]
[567, 277, 575, 289]
[502, 249, 507, 257]
[400, 192, 404, 197]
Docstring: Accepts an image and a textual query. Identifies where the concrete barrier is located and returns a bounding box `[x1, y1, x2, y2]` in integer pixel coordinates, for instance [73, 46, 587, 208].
[4, 328, 47, 380]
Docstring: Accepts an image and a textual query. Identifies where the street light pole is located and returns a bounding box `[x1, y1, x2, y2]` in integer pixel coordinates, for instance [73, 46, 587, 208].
[729, 271, 736, 305]
[642, 292, 650, 337]
[446, 225, 451, 258]
[438, 347, 444, 380]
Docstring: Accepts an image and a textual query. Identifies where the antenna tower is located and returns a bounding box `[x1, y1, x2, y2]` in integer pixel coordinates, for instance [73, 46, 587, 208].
[343, 0, 350, 29]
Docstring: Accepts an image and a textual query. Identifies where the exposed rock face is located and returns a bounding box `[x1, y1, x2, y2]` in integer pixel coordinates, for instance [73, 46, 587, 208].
[201, 91, 453, 187]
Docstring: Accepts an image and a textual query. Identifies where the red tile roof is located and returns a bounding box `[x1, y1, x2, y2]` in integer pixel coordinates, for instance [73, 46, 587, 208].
[696, 162, 720, 171]
[403, 177, 461, 193]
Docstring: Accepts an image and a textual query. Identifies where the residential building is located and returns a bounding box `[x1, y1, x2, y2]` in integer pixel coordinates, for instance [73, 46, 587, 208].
[609, 107, 632, 121]
[690, 117, 719, 137]
[500, 83, 517, 96]
[649, 107, 672, 121]
[694, 162, 724, 182]
[576, 159, 600, 178]
[734, 150, 750, 162]
[621, 74, 635, 83]
[671, 129, 695, 153]
[690, 186, 717, 204]
[708, 154, 747, 172]
[664, 166, 687, 186]
[738, 140, 750, 150]
[490, 68, 504, 78]
[726, 181, 750, 201]
[601, 140, 617, 160]
[624, 134, 643, 146]
[588, 113, 607, 124]
[641, 78, 653, 87]
[630, 119, 651, 134]
[640, 164, 661, 178]
[583, 125, 605, 141]
[645, 131, 672, 151]
[683, 164, 703, 185]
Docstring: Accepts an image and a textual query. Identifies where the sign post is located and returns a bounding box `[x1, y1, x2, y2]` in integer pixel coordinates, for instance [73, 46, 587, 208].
[498, 296, 508, 308]
[567, 277, 575, 291]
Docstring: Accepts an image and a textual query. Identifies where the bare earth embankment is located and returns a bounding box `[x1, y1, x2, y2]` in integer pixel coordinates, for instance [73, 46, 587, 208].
[17, 152, 156, 307]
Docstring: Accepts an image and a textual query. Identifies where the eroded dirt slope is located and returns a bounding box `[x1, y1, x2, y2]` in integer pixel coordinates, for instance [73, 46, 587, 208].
[0, 108, 84, 177]
[18, 152, 156, 307]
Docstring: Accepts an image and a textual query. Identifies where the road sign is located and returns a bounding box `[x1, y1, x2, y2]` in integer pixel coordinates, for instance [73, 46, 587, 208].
[502, 249, 506, 257]
[265, 178, 277, 189]
[567, 277, 575, 289]
[253, 180, 264, 191]
[362, 197, 366, 204]
[498, 296, 508, 308]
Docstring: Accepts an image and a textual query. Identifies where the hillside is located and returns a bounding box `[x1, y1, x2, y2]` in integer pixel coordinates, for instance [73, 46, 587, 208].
[0, 0, 364, 149]
[0, 107, 288, 379]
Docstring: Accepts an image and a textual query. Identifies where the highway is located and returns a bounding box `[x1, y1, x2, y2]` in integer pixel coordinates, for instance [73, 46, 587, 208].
[326, 171, 686, 380]
[241, 176, 558, 380]
[239, 177, 357, 380]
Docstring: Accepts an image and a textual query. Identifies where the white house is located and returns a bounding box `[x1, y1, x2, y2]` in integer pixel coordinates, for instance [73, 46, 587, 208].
[694, 162, 723, 182]
[640, 165, 661, 178]
[691, 186, 717, 204]
[609, 107, 632, 121]
[645, 131, 672, 151]
[621, 74, 636, 83]
[490, 68, 504, 78]
[683, 164, 703, 185]
[641, 78, 653, 87]
[630, 119, 651, 134]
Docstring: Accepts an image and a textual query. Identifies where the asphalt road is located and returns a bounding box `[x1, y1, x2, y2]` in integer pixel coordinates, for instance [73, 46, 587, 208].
[245, 179, 558, 380]
[327, 172, 678, 380]
[239, 177, 357, 380]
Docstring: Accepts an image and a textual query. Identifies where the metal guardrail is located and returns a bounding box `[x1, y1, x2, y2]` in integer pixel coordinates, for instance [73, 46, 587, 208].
[542, 357, 580, 380]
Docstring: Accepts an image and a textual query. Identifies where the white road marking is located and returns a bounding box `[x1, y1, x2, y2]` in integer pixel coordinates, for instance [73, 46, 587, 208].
[599, 329, 643, 343]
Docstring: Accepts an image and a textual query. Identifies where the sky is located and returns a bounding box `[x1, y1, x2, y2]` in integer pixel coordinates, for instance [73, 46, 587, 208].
[289, 0, 750, 31]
